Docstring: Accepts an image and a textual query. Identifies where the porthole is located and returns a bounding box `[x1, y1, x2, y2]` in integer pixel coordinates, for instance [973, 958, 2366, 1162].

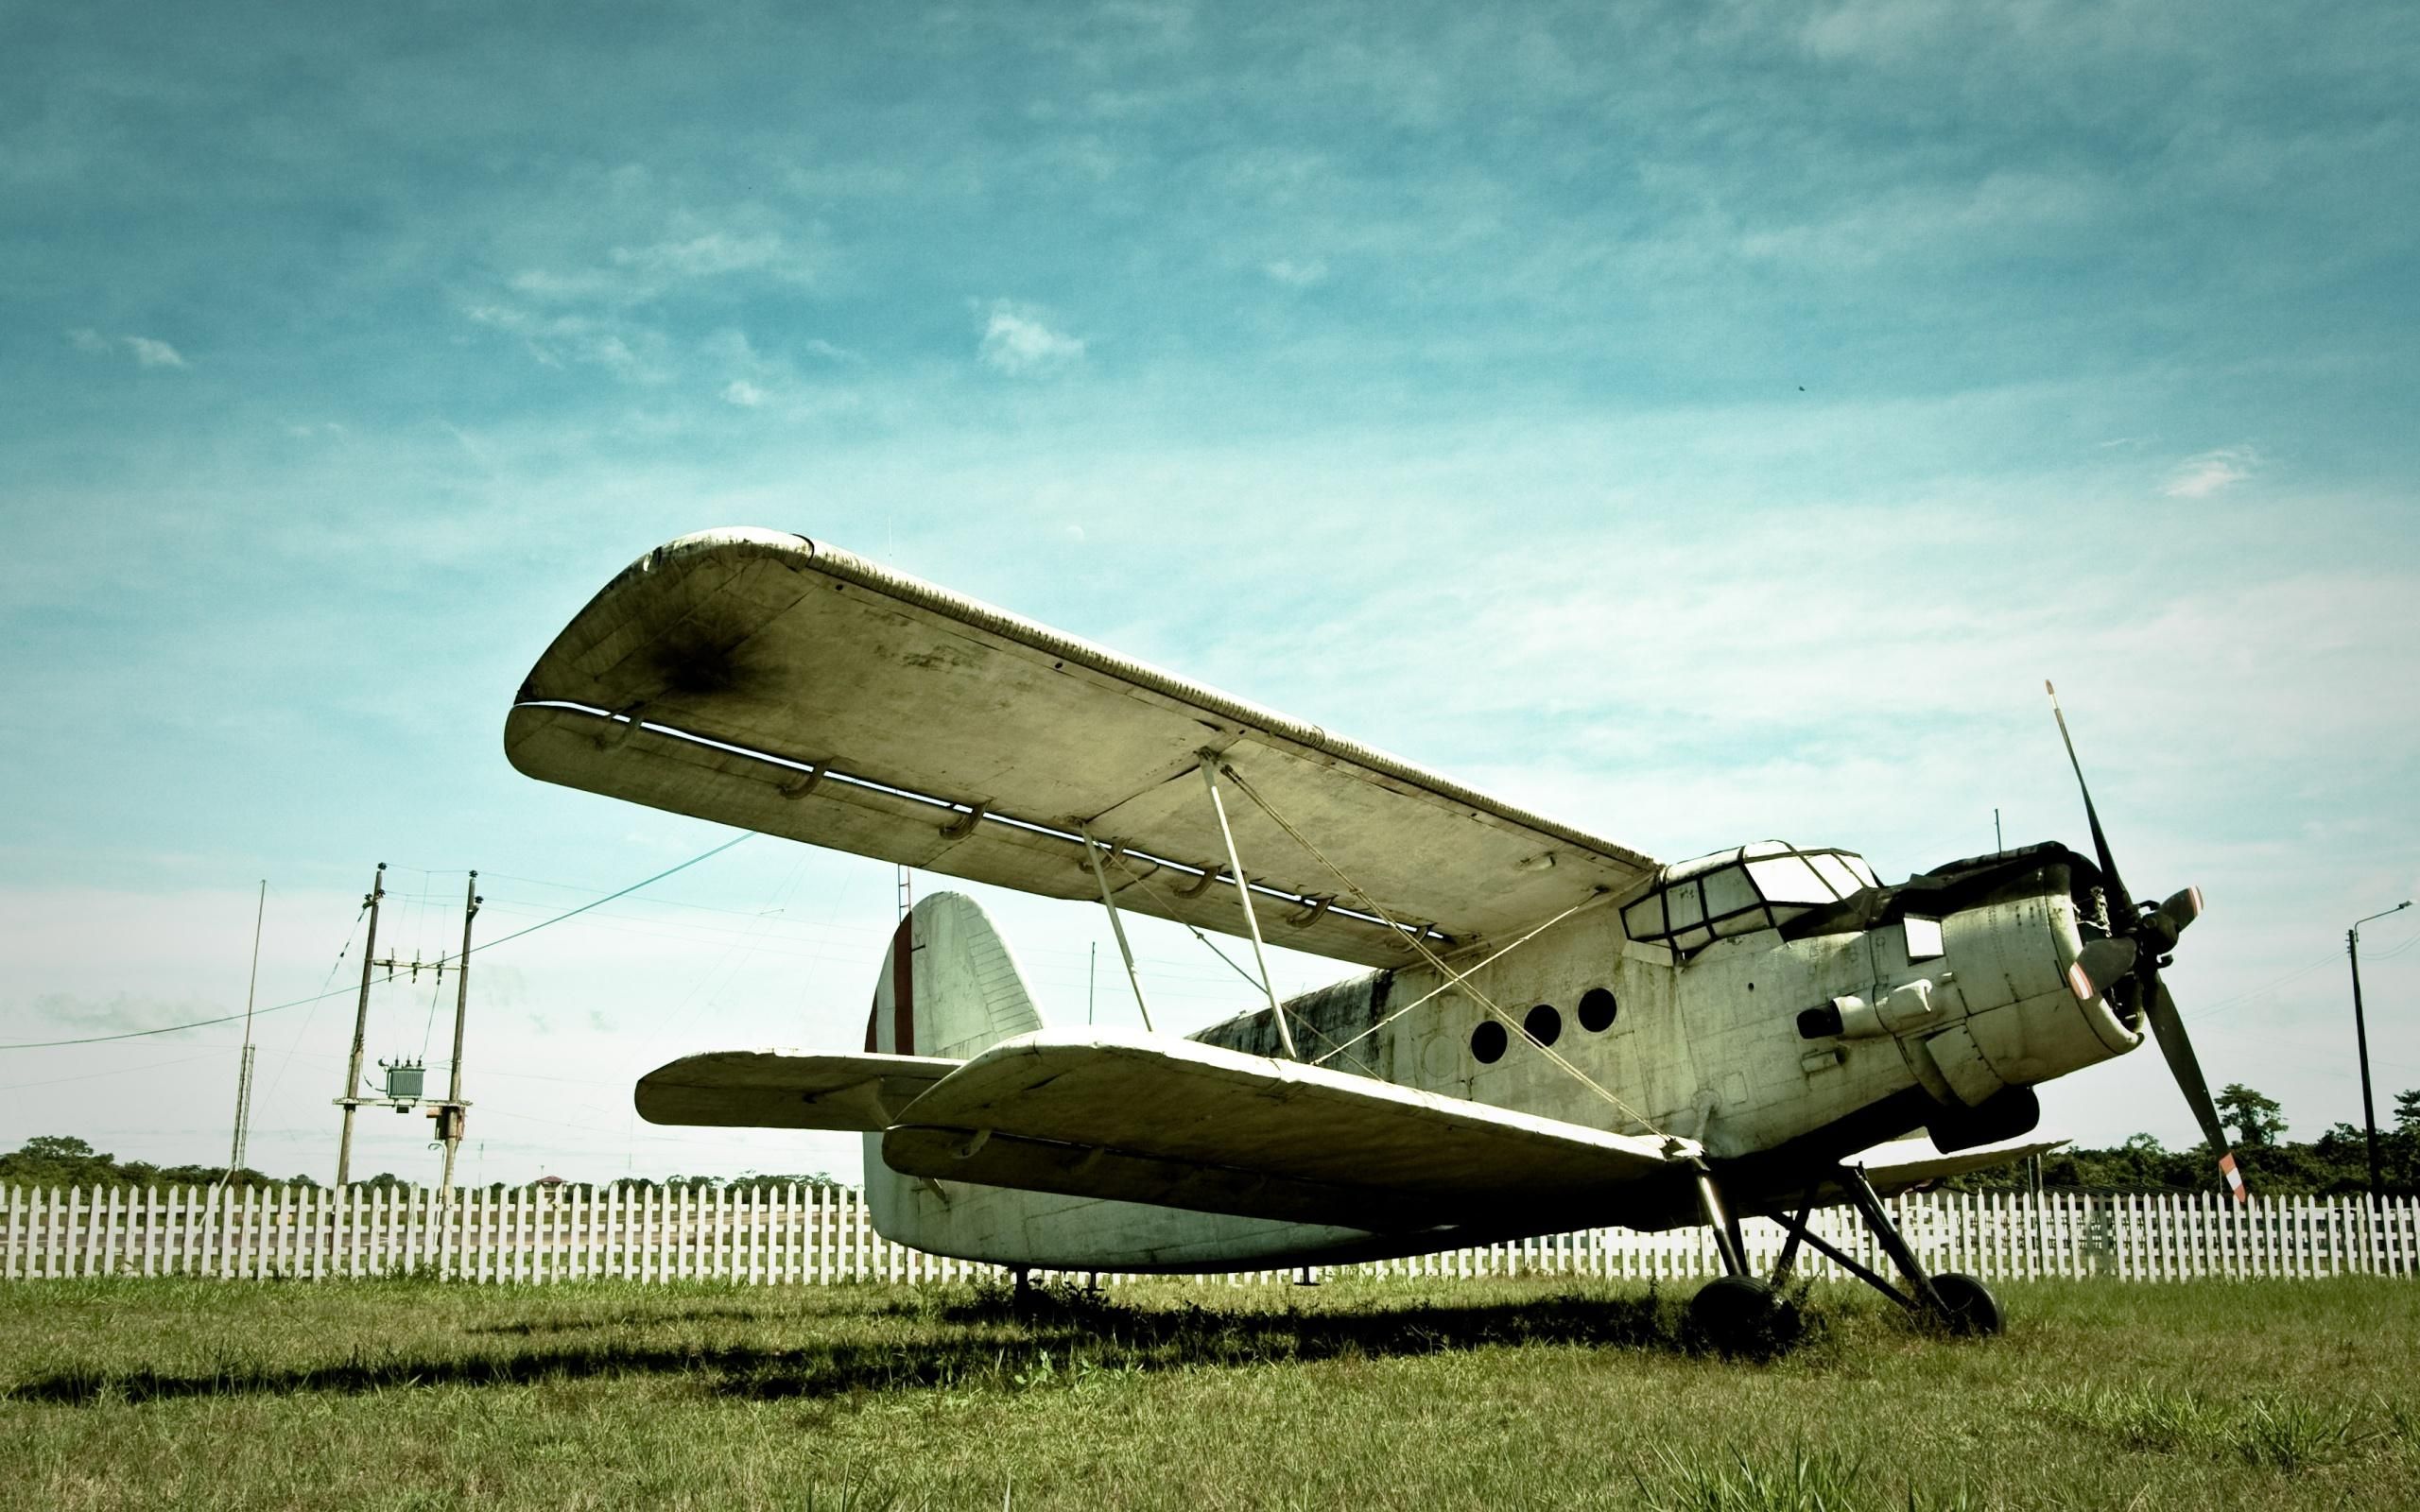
[1578, 987, 1618, 1032]
[1524, 1003, 1562, 1046]
[1471, 1021, 1508, 1064]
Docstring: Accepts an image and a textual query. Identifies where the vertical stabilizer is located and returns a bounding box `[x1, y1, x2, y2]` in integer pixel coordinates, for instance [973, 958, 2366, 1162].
[855, 889, 1379, 1271]
[862, 892, 1044, 1238]
[861, 892, 1044, 1059]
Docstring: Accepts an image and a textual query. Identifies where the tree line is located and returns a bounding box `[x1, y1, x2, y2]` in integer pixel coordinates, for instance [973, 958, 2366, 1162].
[0, 1136, 845, 1196]
[1945, 1083, 2420, 1197]
[9, 1080, 2417, 1199]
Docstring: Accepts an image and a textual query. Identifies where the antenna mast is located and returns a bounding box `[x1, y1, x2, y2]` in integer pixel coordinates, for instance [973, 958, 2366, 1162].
[225, 880, 266, 1179]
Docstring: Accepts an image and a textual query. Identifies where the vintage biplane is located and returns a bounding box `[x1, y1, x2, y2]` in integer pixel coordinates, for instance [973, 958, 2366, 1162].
[504, 528, 2238, 1346]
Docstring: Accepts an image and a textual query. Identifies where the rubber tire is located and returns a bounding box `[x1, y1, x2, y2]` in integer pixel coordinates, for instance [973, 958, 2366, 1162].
[1689, 1275, 1803, 1357]
[1929, 1272, 2004, 1336]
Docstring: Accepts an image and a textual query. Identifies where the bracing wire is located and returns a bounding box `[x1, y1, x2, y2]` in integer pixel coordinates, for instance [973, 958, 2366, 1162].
[0, 833, 754, 1051]
[1107, 855, 1381, 1078]
[1214, 760, 1670, 1141]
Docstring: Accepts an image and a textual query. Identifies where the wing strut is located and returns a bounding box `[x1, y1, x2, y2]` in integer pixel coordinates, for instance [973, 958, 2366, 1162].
[1217, 759, 1669, 1138]
[1079, 824, 1156, 1033]
[1197, 755, 1300, 1059]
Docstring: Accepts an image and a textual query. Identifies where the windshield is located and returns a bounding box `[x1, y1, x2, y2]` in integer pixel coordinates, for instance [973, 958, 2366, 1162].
[1620, 842, 1876, 954]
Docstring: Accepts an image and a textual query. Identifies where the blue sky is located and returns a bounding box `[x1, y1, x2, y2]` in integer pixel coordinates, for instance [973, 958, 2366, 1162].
[5, 0, 2418, 1188]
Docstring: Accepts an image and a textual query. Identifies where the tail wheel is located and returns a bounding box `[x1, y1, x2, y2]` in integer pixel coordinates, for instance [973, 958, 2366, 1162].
[1689, 1275, 1803, 1357]
[1929, 1272, 2004, 1336]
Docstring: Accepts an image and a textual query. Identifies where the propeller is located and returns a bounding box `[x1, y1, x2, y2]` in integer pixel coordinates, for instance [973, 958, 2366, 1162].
[2046, 682, 2245, 1205]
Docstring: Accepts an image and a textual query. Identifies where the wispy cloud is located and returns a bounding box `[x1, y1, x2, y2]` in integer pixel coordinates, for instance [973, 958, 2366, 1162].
[2163, 446, 2260, 499]
[1263, 257, 1329, 287]
[461, 301, 659, 379]
[68, 328, 187, 368]
[507, 218, 826, 308]
[977, 301, 1085, 376]
[721, 379, 766, 407]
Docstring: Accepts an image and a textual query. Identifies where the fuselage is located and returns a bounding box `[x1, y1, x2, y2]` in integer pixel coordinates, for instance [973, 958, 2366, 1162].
[866, 839, 2144, 1270]
[1195, 840, 2136, 1219]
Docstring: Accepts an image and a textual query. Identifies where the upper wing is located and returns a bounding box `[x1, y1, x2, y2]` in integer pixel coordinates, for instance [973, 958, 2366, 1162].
[506, 529, 1655, 967]
[879, 1027, 1692, 1233]
[635, 1049, 961, 1132]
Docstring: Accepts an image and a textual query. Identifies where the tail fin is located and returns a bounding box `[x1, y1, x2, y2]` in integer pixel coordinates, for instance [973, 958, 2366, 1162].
[864, 892, 1044, 1246]
[861, 891, 1044, 1060]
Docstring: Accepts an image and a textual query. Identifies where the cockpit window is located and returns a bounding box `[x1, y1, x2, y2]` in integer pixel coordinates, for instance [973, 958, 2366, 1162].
[1620, 842, 1878, 957]
[1703, 866, 1757, 920]
[1746, 855, 1833, 906]
[1806, 852, 1863, 897]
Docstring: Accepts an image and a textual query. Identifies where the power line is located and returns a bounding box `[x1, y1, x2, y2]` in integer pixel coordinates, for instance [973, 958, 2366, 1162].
[0, 834, 753, 1051]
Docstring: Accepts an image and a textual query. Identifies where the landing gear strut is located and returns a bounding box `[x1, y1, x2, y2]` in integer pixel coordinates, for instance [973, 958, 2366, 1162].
[1765, 1166, 2003, 1336]
[1688, 1162, 2004, 1349]
[1685, 1160, 1803, 1355]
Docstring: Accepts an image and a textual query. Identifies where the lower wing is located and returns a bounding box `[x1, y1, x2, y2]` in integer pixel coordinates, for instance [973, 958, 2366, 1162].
[879, 1027, 1696, 1233]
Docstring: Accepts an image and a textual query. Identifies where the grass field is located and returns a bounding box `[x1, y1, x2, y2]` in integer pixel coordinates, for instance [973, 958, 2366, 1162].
[3, 1275, 2414, 1510]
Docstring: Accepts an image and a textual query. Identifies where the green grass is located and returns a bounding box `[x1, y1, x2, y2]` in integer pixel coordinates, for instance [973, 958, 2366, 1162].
[1, 1275, 2413, 1510]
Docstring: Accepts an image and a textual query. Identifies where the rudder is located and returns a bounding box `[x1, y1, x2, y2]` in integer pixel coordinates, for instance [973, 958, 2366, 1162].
[862, 892, 1043, 1243]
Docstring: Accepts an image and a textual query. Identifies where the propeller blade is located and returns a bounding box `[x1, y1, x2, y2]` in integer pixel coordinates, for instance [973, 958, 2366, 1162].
[2154, 885, 2203, 938]
[2146, 981, 2248, 1205]
[2135, 885, 2204, 956]
[2046, 680, 2135, 925]
[2068, 937, 2138, 999]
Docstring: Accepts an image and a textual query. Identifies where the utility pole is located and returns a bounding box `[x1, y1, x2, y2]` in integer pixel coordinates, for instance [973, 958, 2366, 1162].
[2350, 901, 2411, 1211]
[434, 872, 481, 1202]
[1994, 808, 2003, 853]
[224, 880, 267, 1180]
[334, 863, 387, 1188]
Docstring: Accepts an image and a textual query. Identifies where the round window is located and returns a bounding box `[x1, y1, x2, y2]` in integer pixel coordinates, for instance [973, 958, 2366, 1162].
[1471, 1021, 1508, 1064]
[1524, 1003, 1562, 1047]
[1578, 987, 1617, 1032]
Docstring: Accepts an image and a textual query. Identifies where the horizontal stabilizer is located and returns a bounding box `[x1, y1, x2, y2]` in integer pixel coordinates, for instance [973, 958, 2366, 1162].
[636, 1049, 961, 1132]
[1863, 1138, 2069, 1197]
[883, 1027, 1691, 1233]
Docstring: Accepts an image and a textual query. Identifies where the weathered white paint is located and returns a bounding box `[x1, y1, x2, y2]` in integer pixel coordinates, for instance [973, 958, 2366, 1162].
[514, 532, 2180, 1278]
[504, 529, 1654, 968]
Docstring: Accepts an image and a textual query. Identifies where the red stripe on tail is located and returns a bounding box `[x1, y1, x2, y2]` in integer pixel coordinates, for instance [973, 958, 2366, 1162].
[890, 914, 916, 1057]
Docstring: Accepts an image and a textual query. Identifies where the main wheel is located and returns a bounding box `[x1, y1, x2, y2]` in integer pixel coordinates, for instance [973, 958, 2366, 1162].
[1689, 1275, 1803, 1356]
[1928, 1272, 2004, 1336]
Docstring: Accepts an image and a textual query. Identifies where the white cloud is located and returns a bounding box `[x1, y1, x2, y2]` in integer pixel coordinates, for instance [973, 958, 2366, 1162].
[977, 301, 1085, 376]
[67, 329, 187, 368]
[722, 379, 766, 407]
[462, 301, 663, 380]
[2162, 446, 2259, 499]
[1264, 257, 1329, 287]
[508, 217, 825, 309]
[612, 230, 789, 280]
[123, 336, 186, 368]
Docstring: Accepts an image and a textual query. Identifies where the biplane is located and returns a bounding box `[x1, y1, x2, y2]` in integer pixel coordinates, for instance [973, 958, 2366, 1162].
[504, 528, 2236, 1347]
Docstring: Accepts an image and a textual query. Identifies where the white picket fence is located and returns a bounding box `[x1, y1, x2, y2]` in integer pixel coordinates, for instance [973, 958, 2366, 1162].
[3, 1184, 2416, 1285]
